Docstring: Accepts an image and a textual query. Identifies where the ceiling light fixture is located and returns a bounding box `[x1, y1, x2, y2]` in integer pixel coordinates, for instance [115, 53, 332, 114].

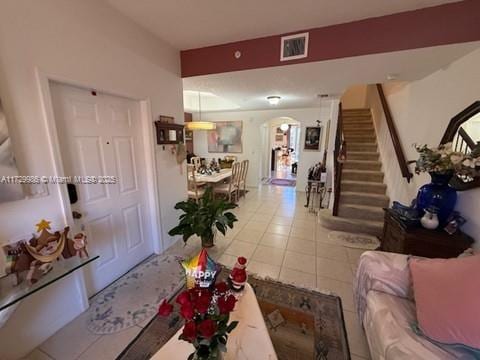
[280, 123, 289, 132]
[185, 91, 216, 131]
[186, 121, 216, 130]
[267, 96, 281, 105]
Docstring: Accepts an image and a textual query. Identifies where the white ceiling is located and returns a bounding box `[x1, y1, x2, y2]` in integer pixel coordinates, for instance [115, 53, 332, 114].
[105, 0, 460, 50]
[183, 42, 480, 112]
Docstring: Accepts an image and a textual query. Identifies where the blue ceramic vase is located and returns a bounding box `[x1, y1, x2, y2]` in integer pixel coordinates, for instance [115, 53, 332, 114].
[416, 172, 457, 226]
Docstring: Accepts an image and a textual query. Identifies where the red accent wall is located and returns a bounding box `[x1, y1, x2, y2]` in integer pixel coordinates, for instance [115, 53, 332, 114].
[181, 0, 480, 77]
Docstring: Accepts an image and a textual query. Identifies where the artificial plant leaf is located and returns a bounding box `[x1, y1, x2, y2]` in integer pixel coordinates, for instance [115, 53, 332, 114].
[215, 222, 226, 235]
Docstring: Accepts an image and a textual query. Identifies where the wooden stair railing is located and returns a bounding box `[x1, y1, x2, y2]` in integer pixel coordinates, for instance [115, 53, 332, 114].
[455, 127, 476, 154]
[332, 103, 346, 216]
[376, 84, 413, 182]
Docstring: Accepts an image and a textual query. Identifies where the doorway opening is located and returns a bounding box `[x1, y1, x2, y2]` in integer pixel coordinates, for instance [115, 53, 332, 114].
[264, 117, 300, 186]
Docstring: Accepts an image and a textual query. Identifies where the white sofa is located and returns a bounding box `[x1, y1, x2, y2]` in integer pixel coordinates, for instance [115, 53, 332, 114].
[354, 251, 474, 360]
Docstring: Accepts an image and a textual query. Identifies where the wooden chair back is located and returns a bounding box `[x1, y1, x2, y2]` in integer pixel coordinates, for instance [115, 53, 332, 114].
[187, 164, 201, 199]
[229, 162, 241, 192]
[191, 157, 201, 170]
[241, 160, 249, 183]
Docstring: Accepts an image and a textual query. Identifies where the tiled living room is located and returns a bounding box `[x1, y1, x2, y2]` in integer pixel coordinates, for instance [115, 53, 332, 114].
[27, 185, 370, 360]
[1, 1, 479, 359]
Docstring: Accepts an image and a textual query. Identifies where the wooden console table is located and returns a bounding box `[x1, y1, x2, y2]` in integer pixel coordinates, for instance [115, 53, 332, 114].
[381, 209, 473, 258]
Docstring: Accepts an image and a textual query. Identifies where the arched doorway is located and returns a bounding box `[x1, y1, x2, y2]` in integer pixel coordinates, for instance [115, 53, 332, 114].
[261, 117, 301, 186]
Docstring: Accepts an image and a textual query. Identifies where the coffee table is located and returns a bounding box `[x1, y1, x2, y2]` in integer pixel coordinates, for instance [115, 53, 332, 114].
[151, 283, 277, 360]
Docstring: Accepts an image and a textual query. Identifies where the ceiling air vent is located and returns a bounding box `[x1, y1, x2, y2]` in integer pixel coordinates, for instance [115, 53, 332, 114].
[280, 32, 309, 61]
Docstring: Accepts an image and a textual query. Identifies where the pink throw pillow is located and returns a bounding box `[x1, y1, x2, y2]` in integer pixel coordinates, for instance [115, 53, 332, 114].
[409, 254, 480, 350]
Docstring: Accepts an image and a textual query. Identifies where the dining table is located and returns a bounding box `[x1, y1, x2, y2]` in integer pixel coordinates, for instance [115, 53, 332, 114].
[192, 168, 232, 185]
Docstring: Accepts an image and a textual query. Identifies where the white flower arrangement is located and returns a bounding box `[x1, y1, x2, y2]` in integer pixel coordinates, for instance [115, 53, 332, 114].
[414, 142, 480, 177]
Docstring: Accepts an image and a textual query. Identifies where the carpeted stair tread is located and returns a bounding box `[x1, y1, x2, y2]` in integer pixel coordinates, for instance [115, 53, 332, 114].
[343, 123, 375, 133]
[348, 143, 378, 152]
[340, 191, 390, 207]
[348, 151, 380, 161]
[343, 120, 374, 125]
[341, 180, 387, 194]
[318, 209, 383, 237]
[343, 128, 375, 136]
[343, 160, 382, 171]
[342, 169, 384, 183]
[344, 136, 376, 143]
[348, 142, 377, 146]
[338, 203, 385, 222]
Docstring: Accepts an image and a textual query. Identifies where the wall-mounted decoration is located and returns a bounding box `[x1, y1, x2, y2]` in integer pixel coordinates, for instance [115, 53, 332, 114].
[275, 134, 284, 142]
[208, 121, 242, 153]
[0, 99, 26, 203]
[158, 115, 174, 124]
[154, 121, 184, 145]
[304, 127, 322, 150]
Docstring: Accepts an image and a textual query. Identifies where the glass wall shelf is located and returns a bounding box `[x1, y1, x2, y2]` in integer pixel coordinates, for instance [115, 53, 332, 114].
[0, 255, 98, 312]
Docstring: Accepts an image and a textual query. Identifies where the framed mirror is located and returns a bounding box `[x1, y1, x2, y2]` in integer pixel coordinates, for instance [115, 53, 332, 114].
[440, 101, 480, 190]
[0, 98, 26, 202]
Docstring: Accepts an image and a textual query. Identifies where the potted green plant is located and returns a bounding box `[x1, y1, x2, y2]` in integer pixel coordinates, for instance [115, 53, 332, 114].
[168, 188, 238, 247]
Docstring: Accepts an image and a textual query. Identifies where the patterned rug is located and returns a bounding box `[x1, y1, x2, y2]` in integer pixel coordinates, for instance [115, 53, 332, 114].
[87, 255, 184, 334]
[327, 231, 380, 250]
[118, 270, 350, 360]
[267, 178, 297, 187]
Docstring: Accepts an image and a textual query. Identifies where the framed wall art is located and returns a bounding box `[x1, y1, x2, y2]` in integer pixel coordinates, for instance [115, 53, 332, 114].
[304, 126, 321, 150]
[207, 121, 242, 153]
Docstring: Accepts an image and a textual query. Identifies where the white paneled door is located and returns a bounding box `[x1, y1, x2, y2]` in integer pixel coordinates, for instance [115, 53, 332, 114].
[50, 83, 153, 296]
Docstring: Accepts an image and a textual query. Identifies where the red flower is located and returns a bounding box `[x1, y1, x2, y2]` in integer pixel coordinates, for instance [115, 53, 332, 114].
[158, 299, 173, 317]
[194, 292, 212, 314]
[197, 319, 217, 339]
[182, 321, 197, 342]
[176, 290, 191, 306]
[215, 281, 228, 294]
[218, 294, 236, 314]
[180, 303, 195, 320]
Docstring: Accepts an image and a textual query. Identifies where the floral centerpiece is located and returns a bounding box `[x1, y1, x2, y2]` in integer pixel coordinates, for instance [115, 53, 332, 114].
[414, 142, 480, 177]
[158, 281, 239, 360]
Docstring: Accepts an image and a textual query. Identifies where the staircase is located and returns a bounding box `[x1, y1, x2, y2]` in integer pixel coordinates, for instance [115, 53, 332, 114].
[320, 108, 389, 237]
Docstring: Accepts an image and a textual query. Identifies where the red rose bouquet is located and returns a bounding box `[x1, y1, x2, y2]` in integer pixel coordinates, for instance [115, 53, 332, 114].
[158, 281, 238, 360]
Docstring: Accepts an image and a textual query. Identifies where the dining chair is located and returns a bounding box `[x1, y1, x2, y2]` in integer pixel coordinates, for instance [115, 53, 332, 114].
[213, 162, 241, 203]
[187, 164, 205, 202]
[191, 156, 202, 171]
[238, 160, 249, 199]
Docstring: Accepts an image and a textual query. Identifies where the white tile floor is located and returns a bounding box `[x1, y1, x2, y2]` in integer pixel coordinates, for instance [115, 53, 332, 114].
[25, 185, 371, 360]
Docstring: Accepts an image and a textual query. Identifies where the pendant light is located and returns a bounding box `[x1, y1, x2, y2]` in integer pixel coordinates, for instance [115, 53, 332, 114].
[185, 92, 216, 131]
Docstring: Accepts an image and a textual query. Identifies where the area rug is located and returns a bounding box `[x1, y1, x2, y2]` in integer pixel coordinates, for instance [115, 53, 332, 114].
[327, 231, 380, 250]
[87, 255, 184, 334]
[267, 178, 297, 187]
[118, 270, 350, 360]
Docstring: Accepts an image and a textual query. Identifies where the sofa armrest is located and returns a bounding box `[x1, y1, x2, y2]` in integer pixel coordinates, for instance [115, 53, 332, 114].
[353, 251, 413, 324]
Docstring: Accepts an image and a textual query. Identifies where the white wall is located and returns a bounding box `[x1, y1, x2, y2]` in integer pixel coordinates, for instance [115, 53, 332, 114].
[366, 48, 480, 247]
[340, 84, 367, 109]
[192, 105, 335, 191]
[0, 1, 185, 358]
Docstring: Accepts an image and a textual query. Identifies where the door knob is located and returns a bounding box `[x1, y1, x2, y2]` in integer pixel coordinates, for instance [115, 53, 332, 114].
[72, 211, 82, 219]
